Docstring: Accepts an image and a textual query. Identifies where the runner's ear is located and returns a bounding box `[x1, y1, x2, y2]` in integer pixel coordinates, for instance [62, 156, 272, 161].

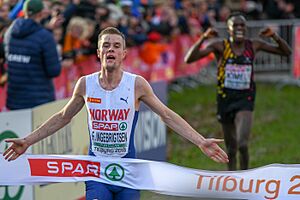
[122, 49, 127, 60]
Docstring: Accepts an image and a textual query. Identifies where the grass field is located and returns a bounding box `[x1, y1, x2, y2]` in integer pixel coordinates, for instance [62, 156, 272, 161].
[142, 83, 300, 199]
[167, 83, 300, 170]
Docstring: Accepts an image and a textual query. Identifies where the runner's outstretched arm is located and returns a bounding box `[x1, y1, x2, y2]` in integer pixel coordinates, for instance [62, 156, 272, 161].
[3, 77, 86, 161]
[136, 76, 228, 163]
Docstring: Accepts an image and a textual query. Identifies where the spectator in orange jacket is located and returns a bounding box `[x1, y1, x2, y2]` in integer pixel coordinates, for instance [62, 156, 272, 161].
[139, 31, 167, 65]
[63, 17, 95, 64]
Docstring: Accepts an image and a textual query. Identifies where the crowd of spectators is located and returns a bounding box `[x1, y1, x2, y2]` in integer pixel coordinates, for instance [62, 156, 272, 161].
[0, 0, 299, 90]
[1, 0, 300, 65]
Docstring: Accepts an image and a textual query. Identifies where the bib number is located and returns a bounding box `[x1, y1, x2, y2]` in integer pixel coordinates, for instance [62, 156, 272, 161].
[224, 64, 252, 90]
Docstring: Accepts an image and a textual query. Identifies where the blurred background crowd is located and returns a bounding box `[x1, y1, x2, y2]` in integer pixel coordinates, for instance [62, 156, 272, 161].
[0, 0, 300, 110]
[1, 0, 300, 70]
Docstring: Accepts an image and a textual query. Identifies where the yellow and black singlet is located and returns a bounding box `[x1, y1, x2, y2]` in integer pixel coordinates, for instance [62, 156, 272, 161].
[216, 39, 256, 122]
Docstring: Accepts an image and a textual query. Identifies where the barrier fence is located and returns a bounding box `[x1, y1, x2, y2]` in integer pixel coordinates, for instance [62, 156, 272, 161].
[214, 19, 298, 75]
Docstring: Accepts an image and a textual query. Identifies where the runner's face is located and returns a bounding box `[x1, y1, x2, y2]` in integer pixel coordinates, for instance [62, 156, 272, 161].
[97, 34, 126, 72]
[227, 16, 247, 42]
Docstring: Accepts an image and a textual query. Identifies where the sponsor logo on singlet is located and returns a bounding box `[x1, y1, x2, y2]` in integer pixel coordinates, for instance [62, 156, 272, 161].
[87, 97, 102, 104]
[89, 108, 131, 156]
[120, 97, 128, 104]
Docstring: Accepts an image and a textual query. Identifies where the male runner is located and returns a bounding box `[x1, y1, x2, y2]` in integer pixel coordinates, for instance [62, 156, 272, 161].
[4, 27, 228, 200]
[184, 12, 291, 170]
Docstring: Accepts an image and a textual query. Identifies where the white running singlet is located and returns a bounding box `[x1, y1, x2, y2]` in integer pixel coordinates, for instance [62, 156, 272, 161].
[84, 71, 138, 158]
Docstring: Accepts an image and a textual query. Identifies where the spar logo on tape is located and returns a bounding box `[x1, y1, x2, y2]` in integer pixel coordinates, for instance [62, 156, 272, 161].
[105, 163, 125, 181]
[28, 159, 101, 178]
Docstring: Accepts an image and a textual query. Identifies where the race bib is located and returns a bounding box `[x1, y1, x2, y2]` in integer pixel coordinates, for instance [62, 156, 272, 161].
[91, 130, 128, 157]
[224, 64, 252, 90]
[90, 119, 129, 157]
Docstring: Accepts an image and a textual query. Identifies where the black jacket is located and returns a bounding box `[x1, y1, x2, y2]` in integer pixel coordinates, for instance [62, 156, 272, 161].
[4, 18, 61, 110]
